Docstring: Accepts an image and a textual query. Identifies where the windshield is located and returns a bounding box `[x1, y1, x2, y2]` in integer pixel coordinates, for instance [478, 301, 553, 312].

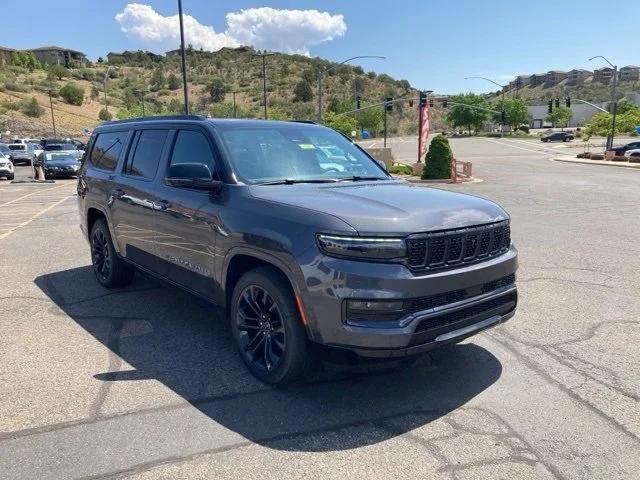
[45, 144, 75, 151]
[44, 153, 78, 162]
[8, 145, 26, 151]
[218, 125, 388, 184]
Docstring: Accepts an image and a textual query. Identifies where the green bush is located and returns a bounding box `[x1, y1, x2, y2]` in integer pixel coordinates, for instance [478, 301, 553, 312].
[3, 81, 29, 93]
[20, 97, 44, 117]
[98, 108, 113, 121]
[422, 135, 452, 179]
[59, 82, 85, 106]
[389, 163, 413, 175]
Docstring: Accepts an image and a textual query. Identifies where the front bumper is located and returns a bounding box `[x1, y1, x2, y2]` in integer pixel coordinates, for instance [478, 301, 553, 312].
[300, 246, 518, 358]
[44, 167, 79, 178]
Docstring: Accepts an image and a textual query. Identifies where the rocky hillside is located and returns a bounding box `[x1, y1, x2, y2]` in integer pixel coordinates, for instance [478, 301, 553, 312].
[0, 47, 429, 139]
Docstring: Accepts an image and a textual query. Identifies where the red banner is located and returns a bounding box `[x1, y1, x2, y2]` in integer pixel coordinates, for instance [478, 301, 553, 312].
[418, 103, 430, 159]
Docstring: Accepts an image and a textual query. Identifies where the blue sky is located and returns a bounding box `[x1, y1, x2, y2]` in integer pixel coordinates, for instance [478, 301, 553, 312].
[1, 0, 637, 93]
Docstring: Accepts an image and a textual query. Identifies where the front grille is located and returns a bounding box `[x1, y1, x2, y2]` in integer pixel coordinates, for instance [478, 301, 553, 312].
[414, 291, 517, 333]
[406, 221, 511, 271]
[405, 273, 515, 313]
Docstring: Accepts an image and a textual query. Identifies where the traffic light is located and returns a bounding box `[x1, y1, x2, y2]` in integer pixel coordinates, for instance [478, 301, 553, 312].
[501, 110, 506, 123]
[385, 97, 393, 112]
[442, 98, 448, 108]
[565, 96, 571, 108]
[356, 95, 361, 109]
[428, 97, 434, 108]
[548, 100, 553, 113]
[555, 98, 560, 108]
[419, 91, 427, 107]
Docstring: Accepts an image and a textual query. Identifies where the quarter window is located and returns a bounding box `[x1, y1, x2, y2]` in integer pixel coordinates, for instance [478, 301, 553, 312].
[90, 131, 127, 171]
[124, 129, 168, 179]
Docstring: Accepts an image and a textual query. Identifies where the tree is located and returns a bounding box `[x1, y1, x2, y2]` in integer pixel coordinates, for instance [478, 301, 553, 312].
[293, 80, 313, 102]
[90, 85, 100, 101]
[48, 64, 68, 80]
[10, 51, 41, 71]
[150, 66, 165, 91]
[445, 93, 491, 134]
[356, 105, 384, 134]
[208, 78, 228, 103]
[546, 106, 572, 129]
[98, 108, 113, 121]
[166, 98, 184, 114]
[97, 57, 104, 64]
[59, 83, 85, 106]
[325, 111, 358, 136]
[167, 73, 181, 90]
[494, 98, 531, 131]
[422, 135, 452, 179]
[20, 97, 44, 117]
[583, 109, 640, 139]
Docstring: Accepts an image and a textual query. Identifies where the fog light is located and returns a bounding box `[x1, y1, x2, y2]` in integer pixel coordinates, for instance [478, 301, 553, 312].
[347, 299, 404, 312]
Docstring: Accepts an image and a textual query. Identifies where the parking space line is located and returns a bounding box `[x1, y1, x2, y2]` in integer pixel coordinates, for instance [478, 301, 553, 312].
[0, 195, 74, 240]
[485, 138, 551, 155]
[0, 183, 73, 208]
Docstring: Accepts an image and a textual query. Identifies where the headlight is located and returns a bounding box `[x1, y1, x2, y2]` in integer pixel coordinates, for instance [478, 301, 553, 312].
[316, 234, 406, 260]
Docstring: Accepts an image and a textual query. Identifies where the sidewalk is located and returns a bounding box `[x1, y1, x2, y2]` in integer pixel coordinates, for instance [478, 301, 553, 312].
[552, 154, 640, 170]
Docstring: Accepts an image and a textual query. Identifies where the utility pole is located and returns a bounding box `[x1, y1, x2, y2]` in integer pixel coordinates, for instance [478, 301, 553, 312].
[589, 56, 618, 150]
[48, 91, 57, 138]
[177, 0, 189, 114]
[103, 66, 113, 114]
[232, 91, 237, 118]
[253, 52, 274, 119]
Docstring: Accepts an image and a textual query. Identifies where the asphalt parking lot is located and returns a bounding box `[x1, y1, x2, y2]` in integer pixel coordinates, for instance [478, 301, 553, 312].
[1, 138, 639, 479]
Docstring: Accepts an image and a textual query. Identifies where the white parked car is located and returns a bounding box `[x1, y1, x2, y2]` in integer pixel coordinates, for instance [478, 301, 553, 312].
[0, 152, 15, 180]
[623, 148, 640, 158]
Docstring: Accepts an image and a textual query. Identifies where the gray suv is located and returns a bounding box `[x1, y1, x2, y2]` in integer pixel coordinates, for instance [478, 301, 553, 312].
[78, 116, 518, 385]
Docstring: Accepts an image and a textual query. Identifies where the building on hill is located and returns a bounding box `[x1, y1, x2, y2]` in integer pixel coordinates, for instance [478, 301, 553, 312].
[619, 65, 639, 82]
[593, 67, 614, 84]
[544, 71, 568, 85]
[508, 75, 531, 90]
[29, 46, 86, 67]
[0, 46, 15, 65]
[567, 69, 591, 84]
[529, 73, 546, 87]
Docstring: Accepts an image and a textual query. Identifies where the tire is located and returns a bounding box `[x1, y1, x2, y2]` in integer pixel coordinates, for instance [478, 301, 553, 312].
[230, 267, 314, 386]
[89, 219, 135, 288]
[7, 174, 14, 181]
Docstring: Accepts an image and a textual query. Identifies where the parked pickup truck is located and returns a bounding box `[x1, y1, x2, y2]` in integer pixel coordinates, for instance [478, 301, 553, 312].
[7, 143, 37, 165]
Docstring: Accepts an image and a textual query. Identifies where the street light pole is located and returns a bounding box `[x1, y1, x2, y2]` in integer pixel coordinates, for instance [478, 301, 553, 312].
[464, 76, 506, 137]
[177, 0, 189, 115]
[317, 55, 385, 123]
[232, 91, 237, 118]
[589, 56, 618, 150]
[253, 53, 274, 119]
[48, 90, 57, 138]
[103, 66, 113, 114]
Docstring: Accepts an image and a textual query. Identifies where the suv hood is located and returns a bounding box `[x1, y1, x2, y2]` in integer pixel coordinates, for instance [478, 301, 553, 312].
[249, 180, 508, 235]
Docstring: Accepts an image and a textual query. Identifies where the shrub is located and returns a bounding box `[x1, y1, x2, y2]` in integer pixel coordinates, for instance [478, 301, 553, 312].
[59, 82, 85, 106]
[48, 64, 68, 80]
[389, 163, 413, 175]
[98, 108, 113, 121]
[20, 97, 44, 117]
[3, 81, 29, 92]
[422, 135, 452, 179]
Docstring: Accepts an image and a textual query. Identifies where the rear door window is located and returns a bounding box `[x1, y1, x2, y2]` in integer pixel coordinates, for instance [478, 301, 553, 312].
[123, 129, 169, 180]
[90, 131, 127, 171]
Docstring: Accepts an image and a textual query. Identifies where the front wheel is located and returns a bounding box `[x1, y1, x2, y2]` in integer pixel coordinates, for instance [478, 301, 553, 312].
[90, 219, 134, 288]
[230, 267, 314, 386]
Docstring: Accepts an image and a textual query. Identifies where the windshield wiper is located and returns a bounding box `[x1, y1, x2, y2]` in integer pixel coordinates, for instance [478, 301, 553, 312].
[257, 178, 340, 185]
[338, 175, 388, 182]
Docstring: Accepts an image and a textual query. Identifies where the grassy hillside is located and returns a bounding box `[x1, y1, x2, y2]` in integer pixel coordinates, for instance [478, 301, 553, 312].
[0, 47, 431, 138]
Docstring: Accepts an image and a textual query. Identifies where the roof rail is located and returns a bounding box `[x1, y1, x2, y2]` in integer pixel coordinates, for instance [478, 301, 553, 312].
[103, 115, 206, 125]
[289, 120, 318, 125]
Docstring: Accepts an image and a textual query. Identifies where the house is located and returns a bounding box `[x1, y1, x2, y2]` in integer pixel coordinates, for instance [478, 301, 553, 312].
[529, 73, 546, 87]
[567, 69, 591, 84]
[29, 46, 86, 67]
[619, 65, 640, 82]
[0, 46, 15, 65]
[593, 67, 614, 83]
[544, 70, 568, 85]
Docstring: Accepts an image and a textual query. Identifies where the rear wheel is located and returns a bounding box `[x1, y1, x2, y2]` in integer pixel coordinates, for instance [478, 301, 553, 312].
[90, 219, 134, 288]
[230, 267, 314, 386]
[7, 174, 14, 180]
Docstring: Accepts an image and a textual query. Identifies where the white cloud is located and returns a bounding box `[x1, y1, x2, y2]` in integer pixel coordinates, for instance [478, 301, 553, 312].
[115, 3, 346, 55]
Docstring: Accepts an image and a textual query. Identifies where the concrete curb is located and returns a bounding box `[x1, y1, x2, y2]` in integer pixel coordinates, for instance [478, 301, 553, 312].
[552, 155, 640, 170]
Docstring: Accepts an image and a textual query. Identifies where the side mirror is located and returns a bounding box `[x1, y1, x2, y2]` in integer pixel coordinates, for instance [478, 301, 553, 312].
[165, 162, 222, 192]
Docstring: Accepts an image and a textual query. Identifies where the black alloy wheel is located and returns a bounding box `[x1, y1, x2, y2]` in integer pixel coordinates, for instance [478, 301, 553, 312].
[235, 284, 287, 373]
[91, 227, 111, 284]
